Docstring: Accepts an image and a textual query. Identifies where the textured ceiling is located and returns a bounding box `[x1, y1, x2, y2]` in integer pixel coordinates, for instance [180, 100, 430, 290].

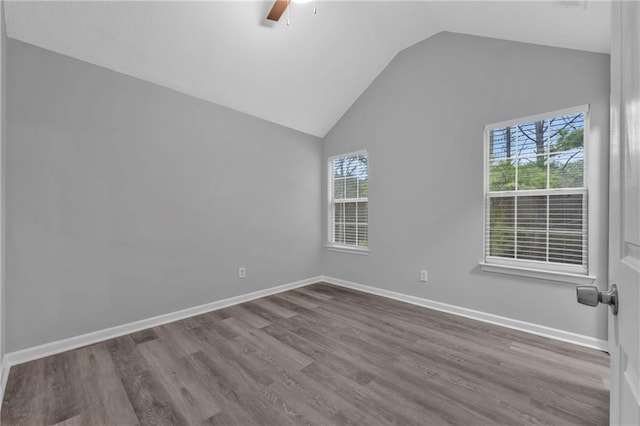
[4, 1, 611, 137]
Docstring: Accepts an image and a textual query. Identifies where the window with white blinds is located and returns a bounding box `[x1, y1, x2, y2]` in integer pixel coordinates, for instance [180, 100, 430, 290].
[328, 151, 368, 249]
[484, 106, 588, 274]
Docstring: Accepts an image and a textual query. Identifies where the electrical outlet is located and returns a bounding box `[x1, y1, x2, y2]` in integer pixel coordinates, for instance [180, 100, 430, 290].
[420, 270, 428, 282]
[239, 267, 246, 279]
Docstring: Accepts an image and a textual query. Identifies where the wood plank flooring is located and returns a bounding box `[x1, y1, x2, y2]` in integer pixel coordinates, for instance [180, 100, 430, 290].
[1, 283, 610, 425]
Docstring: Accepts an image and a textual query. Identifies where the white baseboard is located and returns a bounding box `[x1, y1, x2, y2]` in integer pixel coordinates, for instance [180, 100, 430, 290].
[2, 276, 322, 371]
[0, 273, 608, 405]
[320, 275, 608, 352]
[0, 355, 8, 405]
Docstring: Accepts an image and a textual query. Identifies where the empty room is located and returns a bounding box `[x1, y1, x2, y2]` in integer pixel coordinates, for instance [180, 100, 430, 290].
[0, 0, 638, 425]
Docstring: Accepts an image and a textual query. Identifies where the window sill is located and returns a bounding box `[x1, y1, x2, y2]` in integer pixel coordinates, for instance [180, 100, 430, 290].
[479, 262, 596, 285]
[325, 244, 370, 255]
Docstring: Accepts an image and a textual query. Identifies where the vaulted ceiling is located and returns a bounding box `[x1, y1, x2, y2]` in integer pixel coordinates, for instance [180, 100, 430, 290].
[4, 1, 611, 137]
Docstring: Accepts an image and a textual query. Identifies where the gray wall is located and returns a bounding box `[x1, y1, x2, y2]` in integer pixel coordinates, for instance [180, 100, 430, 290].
[6, 39, 322, 352]
[1, 1, 6, 359]
[5, 31, 610, 352]
[322, 32, 610, 341]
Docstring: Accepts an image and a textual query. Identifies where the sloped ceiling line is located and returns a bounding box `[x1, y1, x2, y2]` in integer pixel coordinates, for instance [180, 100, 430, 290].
[4, 1, 610, 137]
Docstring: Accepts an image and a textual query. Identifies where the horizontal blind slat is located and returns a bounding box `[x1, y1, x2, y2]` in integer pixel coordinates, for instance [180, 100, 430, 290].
[329, 152, 368, 248]
[486, 109, 587, 270]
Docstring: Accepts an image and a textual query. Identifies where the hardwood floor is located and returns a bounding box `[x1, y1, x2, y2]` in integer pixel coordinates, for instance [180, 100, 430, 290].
[1, 283, 609, 425]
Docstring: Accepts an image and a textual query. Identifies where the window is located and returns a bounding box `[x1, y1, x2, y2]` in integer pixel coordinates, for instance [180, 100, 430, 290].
[484, 106, 588, 275]
[327, 151, 368, 252]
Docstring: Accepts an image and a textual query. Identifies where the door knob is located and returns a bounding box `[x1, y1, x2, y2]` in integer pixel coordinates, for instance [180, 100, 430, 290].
[576, 284, 618, 315]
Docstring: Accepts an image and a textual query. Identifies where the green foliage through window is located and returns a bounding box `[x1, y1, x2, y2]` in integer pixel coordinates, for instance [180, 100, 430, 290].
[486, 111, 587, 270]
[330, 152, 368, 247]
[489, 114, 585, 191]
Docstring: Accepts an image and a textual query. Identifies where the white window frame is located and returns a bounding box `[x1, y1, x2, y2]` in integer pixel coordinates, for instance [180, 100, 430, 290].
[480, 105, 596, 284]
[326, 150, 369, 255]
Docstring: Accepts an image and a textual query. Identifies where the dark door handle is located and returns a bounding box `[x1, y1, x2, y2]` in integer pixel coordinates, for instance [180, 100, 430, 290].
[576, 284, 618, 315]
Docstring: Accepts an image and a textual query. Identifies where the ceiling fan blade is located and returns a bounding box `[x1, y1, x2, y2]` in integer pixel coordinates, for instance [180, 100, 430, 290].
[266, 0, 291, 21]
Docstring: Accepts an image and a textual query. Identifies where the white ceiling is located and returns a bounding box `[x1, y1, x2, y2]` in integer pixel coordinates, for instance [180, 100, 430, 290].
[4, 1, 611, 137]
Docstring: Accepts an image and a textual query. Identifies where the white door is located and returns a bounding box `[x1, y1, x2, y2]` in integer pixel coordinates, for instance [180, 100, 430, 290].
[608, 1, 640, 425]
